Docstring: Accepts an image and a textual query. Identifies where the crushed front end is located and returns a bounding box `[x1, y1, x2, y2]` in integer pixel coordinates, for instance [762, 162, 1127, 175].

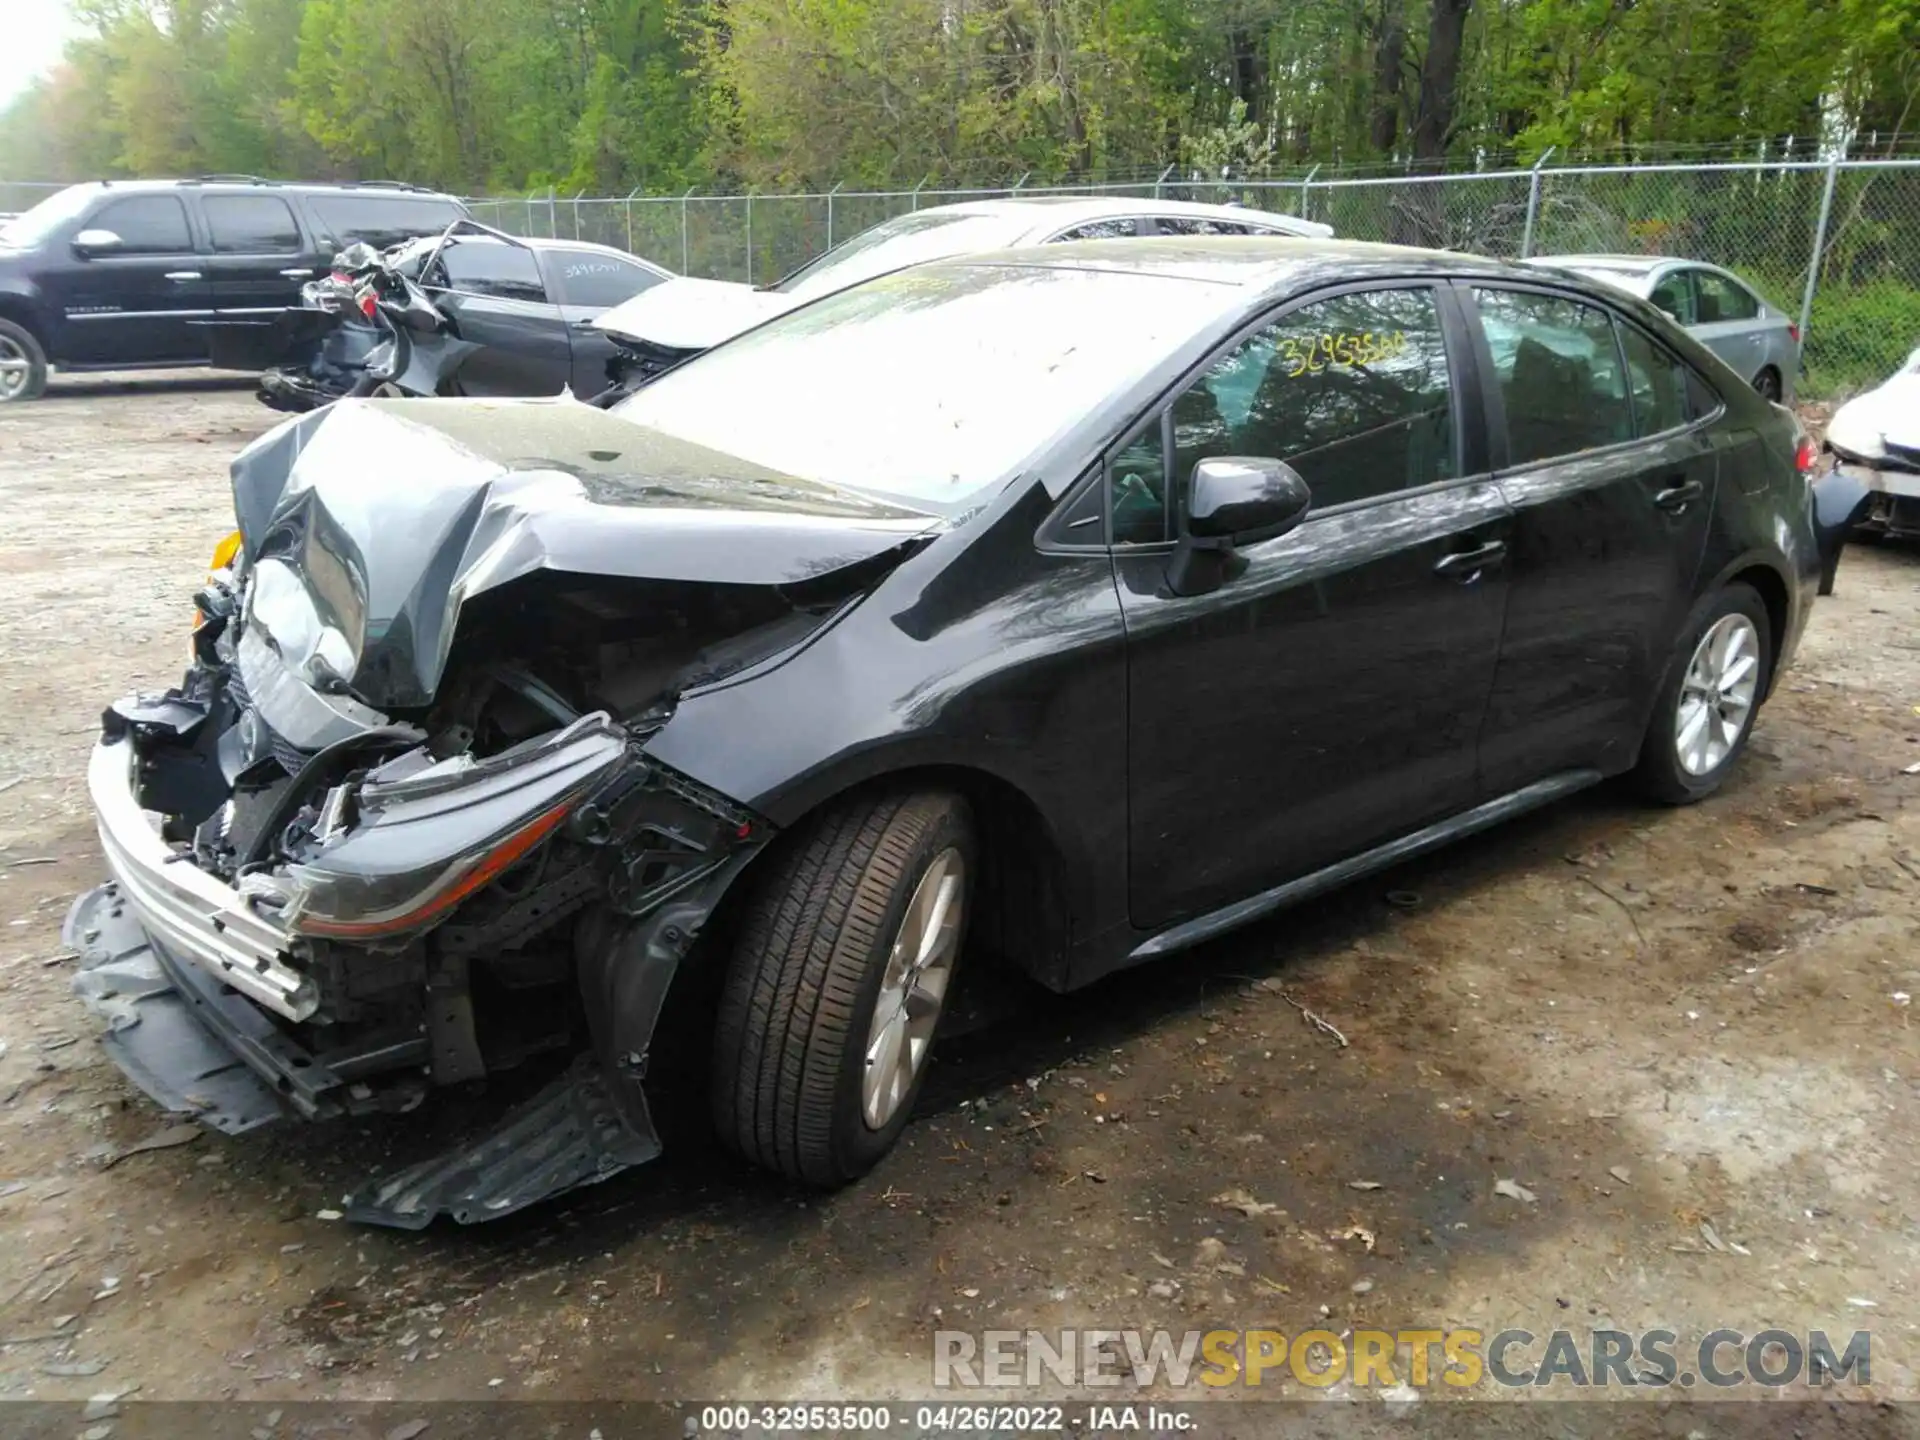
[67, 543, 774, 1228]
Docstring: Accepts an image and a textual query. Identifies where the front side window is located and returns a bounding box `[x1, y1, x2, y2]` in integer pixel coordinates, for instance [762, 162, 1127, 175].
[432, 241, 547, 302]
[204, 195, 303, 254]
[92, 196, 192, 254]
[552, 251, 664, 308]
[1052, 218, 1143, 241]
[1691, 270, 1761, 323]
[1107, 288, 1457, 542]
[1474, 288, 1632, 467]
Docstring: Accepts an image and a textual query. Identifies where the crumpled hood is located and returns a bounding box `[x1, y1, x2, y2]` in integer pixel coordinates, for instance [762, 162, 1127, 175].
[592, 276, 796, 351]
[229, 394, 938, 709]
[1828, 346, 1920, 464]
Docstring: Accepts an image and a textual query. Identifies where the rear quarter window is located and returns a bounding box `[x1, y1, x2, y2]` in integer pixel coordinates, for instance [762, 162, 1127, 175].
[309, 194, 465, 251]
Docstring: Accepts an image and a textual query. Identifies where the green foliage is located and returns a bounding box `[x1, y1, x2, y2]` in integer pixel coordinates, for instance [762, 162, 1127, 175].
[0, 0, 1916, 198]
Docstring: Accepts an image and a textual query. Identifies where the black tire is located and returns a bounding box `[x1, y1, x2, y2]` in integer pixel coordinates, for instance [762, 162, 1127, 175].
[1753, 367, 1782, 402]
[1634, 583, 1772, 804]
[0, 317, 48, 403]
[712, 790, 974, 1185]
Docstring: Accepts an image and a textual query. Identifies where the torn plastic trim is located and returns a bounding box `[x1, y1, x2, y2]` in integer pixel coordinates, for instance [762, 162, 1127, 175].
[342, 762, 775, 1229]
[243, 712, 632, 939]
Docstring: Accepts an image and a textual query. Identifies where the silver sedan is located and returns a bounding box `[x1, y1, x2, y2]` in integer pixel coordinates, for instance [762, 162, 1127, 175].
[1523, 254, 1801, 402]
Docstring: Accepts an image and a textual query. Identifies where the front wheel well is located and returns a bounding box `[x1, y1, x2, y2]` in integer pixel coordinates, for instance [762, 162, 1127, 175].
[0, 298, 45, 348]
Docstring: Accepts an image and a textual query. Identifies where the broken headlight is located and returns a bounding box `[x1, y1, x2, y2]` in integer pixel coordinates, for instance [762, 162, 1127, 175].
[244, 715, 630, 941]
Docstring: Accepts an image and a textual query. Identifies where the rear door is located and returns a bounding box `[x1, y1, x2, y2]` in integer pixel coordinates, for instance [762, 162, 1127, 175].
[1116, 283, 1514, 930]
[425, 240, 572, 396]
[1465, 284, 1718, 792]
[540, 245, 671, 396]
[42, 193, 209, 365]
[199, 193, 320, 316]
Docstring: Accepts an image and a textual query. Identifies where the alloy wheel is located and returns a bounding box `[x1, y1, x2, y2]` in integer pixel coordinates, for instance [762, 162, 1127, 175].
[0, 336, 30, 400]
[861, 847, 965, 1130]
[1674, 613, 1760, 777]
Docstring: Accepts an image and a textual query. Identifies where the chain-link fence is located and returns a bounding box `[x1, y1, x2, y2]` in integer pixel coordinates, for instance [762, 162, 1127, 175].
[470, 158, 1920, 399]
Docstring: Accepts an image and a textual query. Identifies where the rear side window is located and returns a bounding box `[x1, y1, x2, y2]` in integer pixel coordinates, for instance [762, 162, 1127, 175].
[1153, 217, 1251, 236]
[91, 196, 191, 254]
[1648, 272, 1696, 325]
[1110, 286, 1456, 542]
[1051, 218, 1142, 241]
[434, 241, 548, 302]
[1692, 270, 1761, 323]
[549, 250, 665, 309]
[1618, 324, 1691, 437]
[203, 195, 302, 253]
[310, 195, 464, 251]
[1473, 288, 1632, 466]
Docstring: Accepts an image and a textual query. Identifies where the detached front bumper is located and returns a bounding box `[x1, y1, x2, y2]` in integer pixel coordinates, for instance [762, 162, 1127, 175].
[84, 737, 315, 1020]
[67, 701, 760, 1226]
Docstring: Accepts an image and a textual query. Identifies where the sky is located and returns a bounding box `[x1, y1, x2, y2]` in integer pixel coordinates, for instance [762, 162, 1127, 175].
[2, 0, 84, 107]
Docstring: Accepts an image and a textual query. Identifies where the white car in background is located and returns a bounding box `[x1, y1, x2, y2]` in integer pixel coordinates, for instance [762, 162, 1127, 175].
[1825, 344, 1920, 540]
[591, 196, 1333, 397]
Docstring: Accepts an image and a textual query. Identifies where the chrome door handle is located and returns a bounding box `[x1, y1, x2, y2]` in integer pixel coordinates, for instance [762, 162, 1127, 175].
[1654, 479, 1704, 513]
[164, 271, 202, 282]
[279, 267, 313, 278]
[1434, 540, 1508, 582]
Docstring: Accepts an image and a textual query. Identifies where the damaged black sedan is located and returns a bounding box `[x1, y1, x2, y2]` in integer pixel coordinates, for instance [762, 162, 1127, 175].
[68, 239, 1846, 1227]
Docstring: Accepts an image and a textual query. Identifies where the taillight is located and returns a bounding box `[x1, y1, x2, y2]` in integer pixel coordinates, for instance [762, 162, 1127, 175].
[1795, 438, 1816, 474]
[360, 292, 377, 318]
[1789, 323, 1801, 344]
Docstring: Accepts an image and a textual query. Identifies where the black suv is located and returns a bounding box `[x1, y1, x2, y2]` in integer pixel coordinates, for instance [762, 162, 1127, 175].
[0, 177, 467, 401]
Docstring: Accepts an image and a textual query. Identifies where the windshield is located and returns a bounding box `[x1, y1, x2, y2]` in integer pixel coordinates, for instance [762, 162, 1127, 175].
[614, 260, 1239, 512]
[773, 211, 1028, 300]
[0, 184, 99, 249]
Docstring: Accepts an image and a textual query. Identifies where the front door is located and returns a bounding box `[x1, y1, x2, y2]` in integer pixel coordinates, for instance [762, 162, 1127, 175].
[1117, 284, 1514, 932]
[1463, 284, 1718, 792]
[426, 241, 571, 397]
[44, 193, 209, 365]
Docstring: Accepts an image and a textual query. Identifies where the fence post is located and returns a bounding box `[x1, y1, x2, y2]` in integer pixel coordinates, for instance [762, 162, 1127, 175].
[1519, 146, 1555, 258]
[681, 186, 694, 275]
[573, 189, 586, 241]
[1011, 171, 1030, 199]
[547, 188, 558, 239]
[625, 186, 641, 254]
[1298, 164, 1319, 221]
[912, 178, 926, 212]
[827, 181, 842, 250]
[1799, 151, 1842, 348]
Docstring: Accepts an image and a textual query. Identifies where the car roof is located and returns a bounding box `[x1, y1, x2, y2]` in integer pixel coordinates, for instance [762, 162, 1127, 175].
[914, 194, 1327, 233]
[957, 235, 1560, 294]
[59, 178, 463, 203]
[1524, 253, 1676, 274]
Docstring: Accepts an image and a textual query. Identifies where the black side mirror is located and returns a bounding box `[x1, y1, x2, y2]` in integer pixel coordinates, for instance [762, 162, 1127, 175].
[1167, 456, 1311, 597]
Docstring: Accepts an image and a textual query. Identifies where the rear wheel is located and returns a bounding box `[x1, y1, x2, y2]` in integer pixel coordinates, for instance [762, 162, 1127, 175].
[1753, 367, 1782, 402]
[0, 319, 48, 403]
[712, 790, 974, 1185]
[1635, 584, 1771, 803]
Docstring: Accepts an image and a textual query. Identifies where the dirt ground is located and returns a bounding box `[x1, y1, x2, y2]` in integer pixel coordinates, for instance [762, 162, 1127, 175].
[1, 372, 1917, 1424]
